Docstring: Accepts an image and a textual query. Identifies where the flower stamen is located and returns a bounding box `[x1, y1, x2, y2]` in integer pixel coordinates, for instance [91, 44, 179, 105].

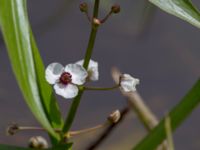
[59, 72, 72, 85]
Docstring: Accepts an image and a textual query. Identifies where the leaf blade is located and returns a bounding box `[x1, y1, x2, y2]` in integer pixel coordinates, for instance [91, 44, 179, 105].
[0, 0, 63, 139]
[0, 144, 33, 150]
[133, 79, 200, 150]
[149, 0, 200, 28]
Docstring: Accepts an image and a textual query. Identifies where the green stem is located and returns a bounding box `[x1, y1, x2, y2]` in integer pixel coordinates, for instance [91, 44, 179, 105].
[92, 0, 100, 23]
[18, 126, 61, 132]
[62, 0, 100, 135]
[83, 0, 100, 69]
[62, 90, 84, 133]
[69, 123, 106, 137]
[84, 84, 119, 91]
[83, 28, 98, 69]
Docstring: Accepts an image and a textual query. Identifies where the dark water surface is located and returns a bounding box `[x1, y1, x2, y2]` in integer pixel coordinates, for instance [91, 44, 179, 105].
[0, 0, 200, 149]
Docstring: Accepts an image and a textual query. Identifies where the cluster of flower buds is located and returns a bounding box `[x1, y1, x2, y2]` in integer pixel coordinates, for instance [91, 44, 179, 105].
[79, 2, 121, 25]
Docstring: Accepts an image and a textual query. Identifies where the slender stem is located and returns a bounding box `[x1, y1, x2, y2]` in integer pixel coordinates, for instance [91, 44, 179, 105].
[14, 123, 106, 138]
[165, 115, 175, 150]
[18, 126, 61, 133]
[92, 0, 100, 21]
[100, 11, 112, 23]
[62, 90, 84, 133]
[69, 123, 107, 137]
[85, 12, 91, 22]
[18, 124, 106, 137]
[84, 84, 119, 91]
[19, 126, 46, 131]
[62, 0, 100, 137]
[83, 28, 98, 69]
[83, 0, 100, 69]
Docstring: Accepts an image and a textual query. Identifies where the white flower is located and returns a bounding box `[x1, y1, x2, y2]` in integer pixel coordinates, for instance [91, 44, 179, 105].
[76, 59, 99, 81]
[120, 74, 139, 92]
[45, 63, 88, 99]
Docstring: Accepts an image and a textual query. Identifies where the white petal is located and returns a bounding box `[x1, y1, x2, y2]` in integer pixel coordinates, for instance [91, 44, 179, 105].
[75, 60, 84, 66]
[76, 59, 99, 81]
[54, 83, 78, 99]
[64, 64, 88, 85]
[45, 63, 64, 84]
[120, 74, 140, 92]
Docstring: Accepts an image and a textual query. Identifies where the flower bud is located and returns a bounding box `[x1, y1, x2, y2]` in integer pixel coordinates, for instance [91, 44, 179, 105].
[111, 4, 120, 14]
[28, 136, 48, 149]
[92, 18, 101, 28]
[93, 18, 101, 27]
[6, 123, 19, 135]
[108, 110, 121, 123]
[120, 74, 139, 92]
[79, 2, 88, 12]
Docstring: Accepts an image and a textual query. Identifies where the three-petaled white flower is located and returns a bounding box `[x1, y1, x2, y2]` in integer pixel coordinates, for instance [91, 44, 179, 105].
[76, 59, 99, 81]
[45, 63, 88, 99]
[120, 74, 139, 92]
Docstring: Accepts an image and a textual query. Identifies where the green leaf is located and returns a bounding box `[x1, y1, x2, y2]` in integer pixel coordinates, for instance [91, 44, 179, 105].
[0, 0, 63, 139]
[51, 143, 73, 150]
[133, 79, 200, 150]
[0, 144, 32, 150]
[149, 0, 200, 29]
[0, 143, 73, 150]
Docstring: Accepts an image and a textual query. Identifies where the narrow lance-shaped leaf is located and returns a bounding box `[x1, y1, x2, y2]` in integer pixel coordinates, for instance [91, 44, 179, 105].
[0, 0, 63, 139]
[149, 0, 200, 29]
[133, 79, 200, 150]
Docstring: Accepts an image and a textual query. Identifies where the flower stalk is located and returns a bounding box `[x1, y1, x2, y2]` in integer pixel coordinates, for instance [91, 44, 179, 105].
[67, 123, 106, 138]
[7, 123, 107, 138]
[83, 84, 119, 91]
[79, 2, 91, 22]
[62, 0, 101, 137]
[83, 0, 100, 69]
[100, 4, 121, 23]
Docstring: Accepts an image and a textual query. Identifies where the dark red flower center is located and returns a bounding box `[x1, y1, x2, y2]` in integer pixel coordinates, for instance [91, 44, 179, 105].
[59, 72, 72, 85]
